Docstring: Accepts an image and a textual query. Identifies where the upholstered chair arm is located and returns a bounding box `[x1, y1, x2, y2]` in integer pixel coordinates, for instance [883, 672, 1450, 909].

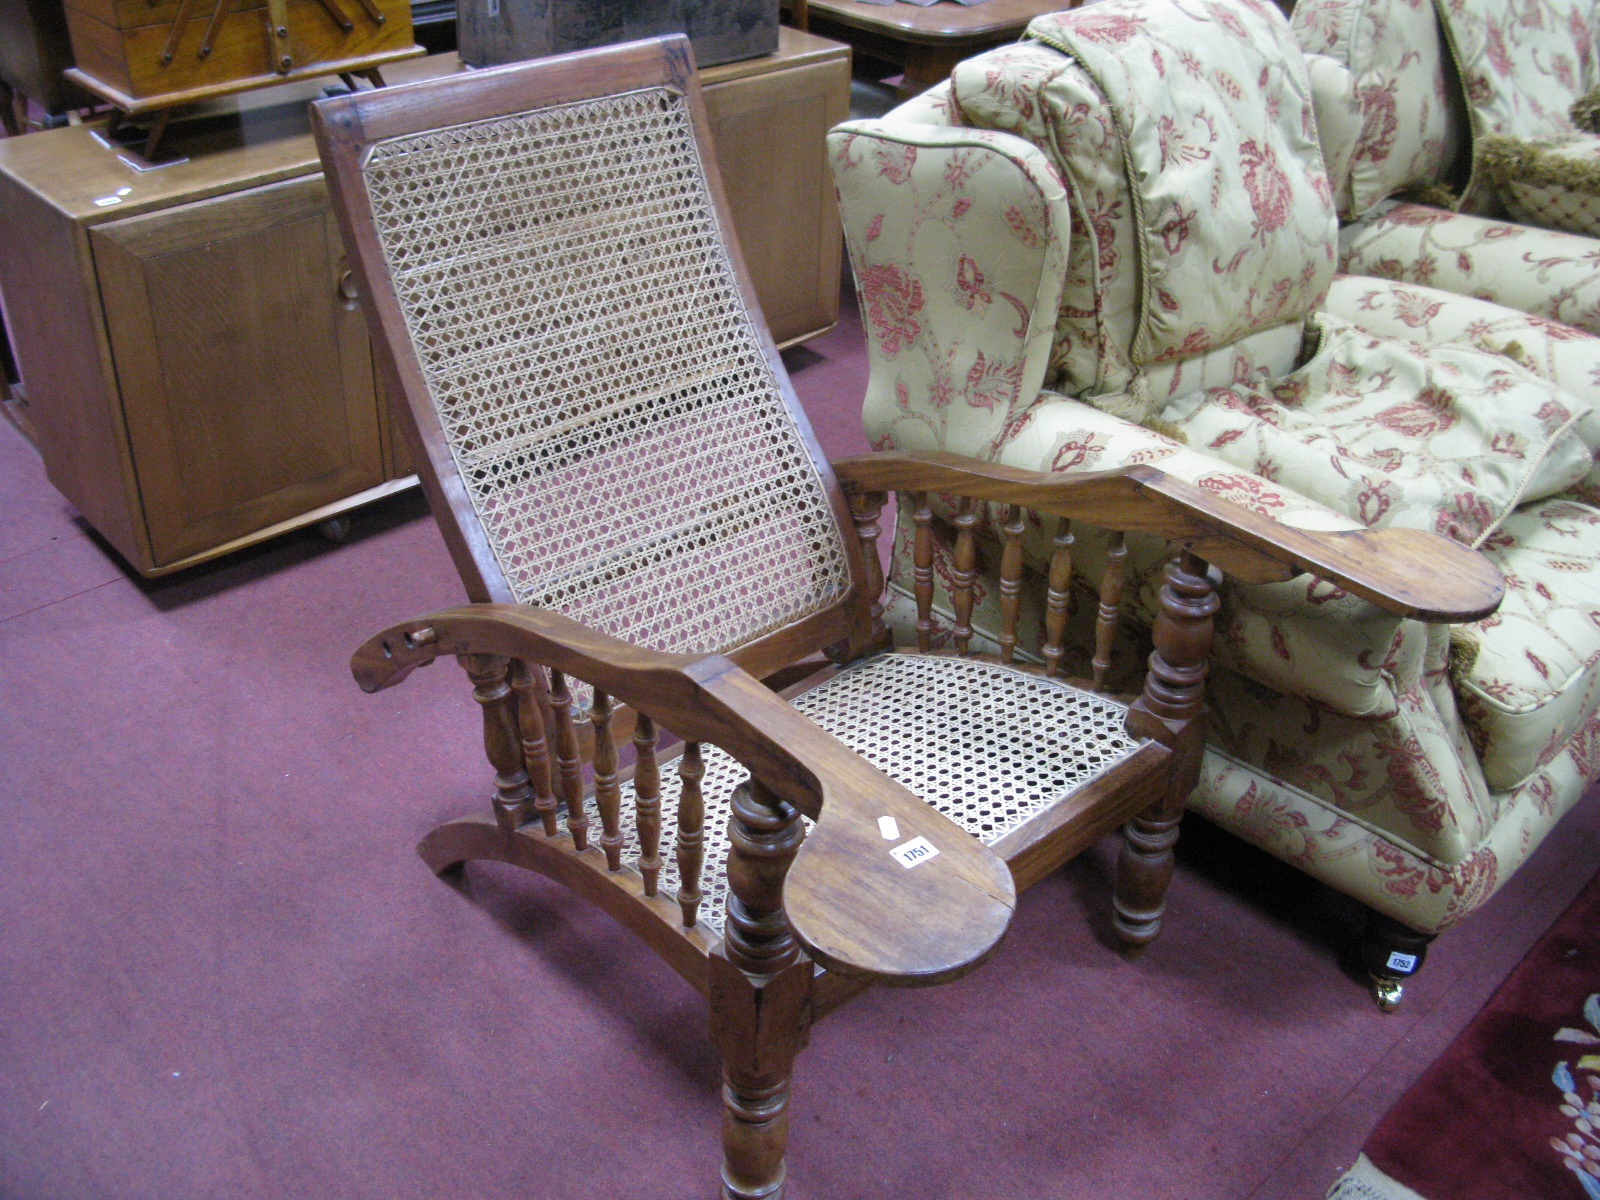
[1338, 206, 1600, 339]
[351, 604, 1016, 987]
[829, 119, 1073, 460]
[833, 451, 1502, 622]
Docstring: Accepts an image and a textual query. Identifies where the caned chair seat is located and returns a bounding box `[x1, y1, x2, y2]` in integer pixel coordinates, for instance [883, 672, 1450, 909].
[607, 652, 1146, 936]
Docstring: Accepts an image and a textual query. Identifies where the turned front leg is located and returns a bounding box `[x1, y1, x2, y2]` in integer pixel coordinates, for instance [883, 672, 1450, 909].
[1115, 551, 1218, 949]
[711, 778, 811, 1200]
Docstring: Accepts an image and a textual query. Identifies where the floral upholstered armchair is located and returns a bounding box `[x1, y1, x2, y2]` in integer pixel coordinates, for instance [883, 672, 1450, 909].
[829, 0, 1600, 1007]
[1291, 0, 1600, 337]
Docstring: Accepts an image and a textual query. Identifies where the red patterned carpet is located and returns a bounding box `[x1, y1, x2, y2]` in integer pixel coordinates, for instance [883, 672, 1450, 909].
[1355, 868, 1600, 1200]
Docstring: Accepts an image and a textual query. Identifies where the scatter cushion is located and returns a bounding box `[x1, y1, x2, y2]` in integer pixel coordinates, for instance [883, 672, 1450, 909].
[1158, 313, 1595, 550]
[950, 0, 1335, 400]
[1478, 134, 1600, 238]
[1291, 0, 1461, 221]
[1455, 498, 1600, 792]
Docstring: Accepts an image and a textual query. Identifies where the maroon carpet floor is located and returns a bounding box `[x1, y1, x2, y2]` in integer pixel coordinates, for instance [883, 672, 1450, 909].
[1363, 864, 1600, 1200]
[3, 290, 1600, 1199]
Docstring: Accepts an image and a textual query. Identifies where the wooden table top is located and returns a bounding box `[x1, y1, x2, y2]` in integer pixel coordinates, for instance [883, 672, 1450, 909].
[801, 0, 1069, 44]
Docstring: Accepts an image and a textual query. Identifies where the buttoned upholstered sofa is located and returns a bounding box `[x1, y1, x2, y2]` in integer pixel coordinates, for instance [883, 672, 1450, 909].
[827, 0, 1600, 1006]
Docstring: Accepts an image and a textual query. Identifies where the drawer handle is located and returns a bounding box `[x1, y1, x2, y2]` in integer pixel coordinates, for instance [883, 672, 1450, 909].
[338, 270, 360, 308]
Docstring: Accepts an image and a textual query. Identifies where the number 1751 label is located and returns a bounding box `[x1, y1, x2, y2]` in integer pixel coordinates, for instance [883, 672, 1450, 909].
[889, 836, 940, 869]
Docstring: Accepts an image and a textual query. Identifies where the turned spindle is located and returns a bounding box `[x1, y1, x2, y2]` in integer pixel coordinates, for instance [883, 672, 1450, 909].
[1042, 518, 1075, 678]
[591, 689, 625, 871]
[547, 669, 589, 851]
[676, 740, 706, 927]
[951, 496, 979, 656]
[510, 659, 560, 836]
[459, 653, 533, 831]
[722, 777, 805, 976]
[714, 776, 809, 1200]
[912, 492, 935, 652]
[848, 489, 887, 627]
[997, 504, 1025, 664]
[1115, 549, 1219, 949]
[1091, 530, 1128, 692]
[634, 713, 663, 896]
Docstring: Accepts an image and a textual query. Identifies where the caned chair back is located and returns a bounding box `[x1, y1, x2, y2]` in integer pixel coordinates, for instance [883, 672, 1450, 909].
[316, 40, 856, 662]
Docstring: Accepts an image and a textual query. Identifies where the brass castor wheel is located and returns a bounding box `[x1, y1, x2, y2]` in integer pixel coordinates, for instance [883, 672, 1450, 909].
[318, 515, 354, 544]
[1358, 909, 1433, 1012]
[1370, 974, 1405, 1012]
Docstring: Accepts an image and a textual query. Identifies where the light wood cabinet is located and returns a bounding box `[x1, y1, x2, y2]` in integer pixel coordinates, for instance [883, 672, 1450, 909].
[0, 32, 849, 575]
[92, 174, 386, 565]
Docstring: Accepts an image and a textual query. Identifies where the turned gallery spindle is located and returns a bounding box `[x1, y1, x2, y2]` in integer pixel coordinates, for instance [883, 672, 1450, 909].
[547, 668, 589, 851]
[997, 504, 1025, 664]
[634, 713, 663, 896]
[848, 490, 886, 628]
[723, 777, 805, 976]
[511, 659, 560, 836]
[951, 495, 979, 656]
[1092, 530, 1128, 692]
[912, 492, 935, 652]
[715, 777, 810, 1200]
[676, 740, 706, 927]
[1042, 518, 1075, 678]
[460, 653, 533, 831]
[591, 688, 625, 870]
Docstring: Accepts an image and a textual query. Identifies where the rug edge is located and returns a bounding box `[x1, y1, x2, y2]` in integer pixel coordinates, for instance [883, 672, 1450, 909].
[1326, 1154, 1433, 1200]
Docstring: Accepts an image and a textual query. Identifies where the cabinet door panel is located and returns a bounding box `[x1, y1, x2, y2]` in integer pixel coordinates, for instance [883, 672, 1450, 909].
[703, 56, 848, 346]
[93, 173, 381, 566]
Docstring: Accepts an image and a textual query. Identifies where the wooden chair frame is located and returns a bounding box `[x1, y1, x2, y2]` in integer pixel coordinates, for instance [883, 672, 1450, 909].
[313, 37, 1503, 1198]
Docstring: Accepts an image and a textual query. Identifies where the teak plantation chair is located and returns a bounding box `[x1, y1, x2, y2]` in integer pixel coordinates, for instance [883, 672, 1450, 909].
[311, 37, 1503, 1198]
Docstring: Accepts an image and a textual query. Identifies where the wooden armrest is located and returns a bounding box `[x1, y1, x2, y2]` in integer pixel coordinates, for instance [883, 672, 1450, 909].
[832, 450, 1504, 623]
[351, 603, 1017, 987]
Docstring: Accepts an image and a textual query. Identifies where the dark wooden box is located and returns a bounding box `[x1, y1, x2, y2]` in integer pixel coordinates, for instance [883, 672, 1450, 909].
[457, 0, 779, 70]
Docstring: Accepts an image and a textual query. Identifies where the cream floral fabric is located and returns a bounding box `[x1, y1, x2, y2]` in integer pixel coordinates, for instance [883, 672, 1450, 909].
[1291, 0, 1461, 220]
[1323, 274, 1600, 398]
[1456, 499, 1600, 792]
[1292, 0, 1600, 330]
[834, 0, 1600, 937]
[949, 39, 1144, 398]
[949, 0, 1335, 408]
[1159, 311, 1596, 549]
[1194, 665, 1593, 933]
[829, 121, 1073, 462]
[1339, 202, 1600, 337]
[1437, 0, 1597, 146]
[1436, 0, 1599, 218]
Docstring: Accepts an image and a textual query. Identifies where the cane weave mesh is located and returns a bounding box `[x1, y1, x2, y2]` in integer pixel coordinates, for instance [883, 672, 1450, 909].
[597, 653, 1146, 936]
[358, 87, 850, 655]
